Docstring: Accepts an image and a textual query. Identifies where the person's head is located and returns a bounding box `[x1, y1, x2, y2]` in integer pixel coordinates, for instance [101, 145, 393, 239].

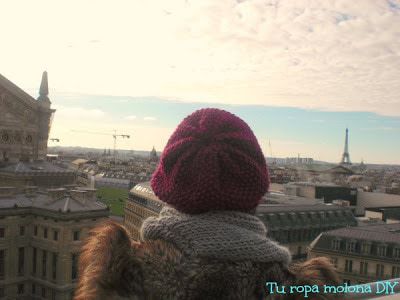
[151, 108, 269, 214]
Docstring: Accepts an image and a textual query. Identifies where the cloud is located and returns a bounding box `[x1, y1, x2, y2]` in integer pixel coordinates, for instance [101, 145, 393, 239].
[1, 0, 400, 116]
[125, 115, 137, 120]
[143, 116, 157, 121]
[52, 105, 105, 119]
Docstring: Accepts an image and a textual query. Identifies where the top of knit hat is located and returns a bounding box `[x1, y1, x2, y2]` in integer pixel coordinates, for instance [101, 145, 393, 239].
[151, 108, 270, 214]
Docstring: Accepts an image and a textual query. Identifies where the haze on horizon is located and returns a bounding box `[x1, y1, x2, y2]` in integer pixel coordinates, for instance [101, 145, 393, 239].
[1, 0, 400, 164]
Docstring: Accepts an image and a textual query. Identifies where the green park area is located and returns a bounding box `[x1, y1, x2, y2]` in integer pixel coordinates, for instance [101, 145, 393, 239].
[96, 187, 128, 216]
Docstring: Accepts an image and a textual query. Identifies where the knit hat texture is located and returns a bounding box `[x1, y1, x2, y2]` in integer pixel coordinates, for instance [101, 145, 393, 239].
[151, 108, 269, 214]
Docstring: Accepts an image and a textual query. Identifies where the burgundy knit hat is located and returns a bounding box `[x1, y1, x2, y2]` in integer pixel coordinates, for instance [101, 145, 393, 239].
[151, 108, 269, 214]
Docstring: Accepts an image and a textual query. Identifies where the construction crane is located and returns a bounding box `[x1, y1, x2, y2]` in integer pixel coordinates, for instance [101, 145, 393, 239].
[71, 130, 130, 164]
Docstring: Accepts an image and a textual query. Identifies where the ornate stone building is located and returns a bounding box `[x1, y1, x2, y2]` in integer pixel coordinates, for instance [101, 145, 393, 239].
[0, 72, 76, 188]
[0, 186, 109, 300]
[0, 72, 54, 162]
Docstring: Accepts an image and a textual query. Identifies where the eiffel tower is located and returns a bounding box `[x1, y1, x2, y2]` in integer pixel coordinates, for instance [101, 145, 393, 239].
[340, 128, 351, 165]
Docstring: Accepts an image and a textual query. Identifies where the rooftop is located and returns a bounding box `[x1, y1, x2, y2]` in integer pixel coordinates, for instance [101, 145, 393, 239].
[0, 160, 74, 174]
[0, 187, 107, 214]
[324, 223, 400, 244]
[256, 203, 354, 213]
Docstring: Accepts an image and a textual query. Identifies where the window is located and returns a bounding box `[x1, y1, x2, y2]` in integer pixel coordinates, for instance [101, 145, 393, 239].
[377, 245, 387, 257]
[392, 266, 400, 278]
[347, 241, 356, 253]
[345, 259, 353, 273]
[376, 264, 385, 278]
[17, 284, 24, 294]
[52, 253, 58, 280]
[19, 226, 25, 236]
[360, 261, 368, 275]
[0, 228, 4, 238]
[394, 248, 400, 259]
[51, 289, 56, 300]
[34, 225, 38, 236]
[330, 257, 338, 269]
[42, 287, 46, 298]
[18, 247, 24, 276]
[0, 250, 5, 279]
[53, 230, 58, 241]
[42, 250, 47, 278]
[32, 283, 36, 295]
[0, 287, 4, 298]
[32, 247, 37, 275]
[44, 228, 48, 239]
[71, 253, 78, 280]
[361, 243, 371, 254]
[73, 230, 80, 241]
[332, 239, 341, 251]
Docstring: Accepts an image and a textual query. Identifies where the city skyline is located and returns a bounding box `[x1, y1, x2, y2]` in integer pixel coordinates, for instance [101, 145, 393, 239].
[43, 92, 400, 165]
[1, 0, 400, 164]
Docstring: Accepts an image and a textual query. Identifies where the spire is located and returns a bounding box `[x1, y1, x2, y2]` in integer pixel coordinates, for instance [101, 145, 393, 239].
[344, 128, 349, 153]
[37, 71, 51, 104]
[340, 128, 351, 165]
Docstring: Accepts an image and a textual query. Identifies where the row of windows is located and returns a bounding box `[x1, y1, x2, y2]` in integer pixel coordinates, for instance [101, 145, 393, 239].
[125, 213, 143, 227]
[0, 226, 26, 238]
[339, 257, 400, 278]
[264, 210, 350, 223]
[0, 226, 80, 241]
[13, 283, 58, 300]
[32, 247, 58, 280]
[125, 202, 158, 220]
[332, 239, 400, 258]
[0, 247, 78, 282]
[128, 194, 162, 213]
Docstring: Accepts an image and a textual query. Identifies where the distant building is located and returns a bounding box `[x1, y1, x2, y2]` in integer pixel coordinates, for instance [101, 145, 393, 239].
[308, 223, 400, 284]
[285, 157, 314, 165]
[365, 207, 400, 224]
[149, 146, 158, 163]
[94, 175, 131, 190]
[356, 191, 400, 216]
[70, 159, 89, 171]
[0, 186, 109, 299]
[124, 182, 356, 260]
[386, 183, 400, 195]
[284, 182, 358, 209]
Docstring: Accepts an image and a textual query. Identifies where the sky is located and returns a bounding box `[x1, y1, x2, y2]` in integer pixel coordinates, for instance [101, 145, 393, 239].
[1, 0, 400, 164]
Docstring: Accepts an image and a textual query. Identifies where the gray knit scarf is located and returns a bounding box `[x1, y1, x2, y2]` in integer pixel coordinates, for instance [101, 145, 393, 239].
[140, 206, 291, 266]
